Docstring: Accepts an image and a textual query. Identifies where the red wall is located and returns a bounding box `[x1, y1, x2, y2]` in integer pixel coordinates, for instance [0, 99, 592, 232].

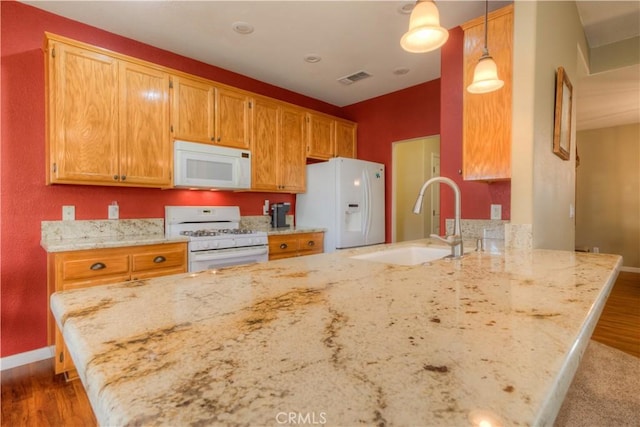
[0, 2, 342, 358]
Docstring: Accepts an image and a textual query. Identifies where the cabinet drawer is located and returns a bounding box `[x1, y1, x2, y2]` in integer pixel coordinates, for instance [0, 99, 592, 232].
[297, 232, 324, 255]
[60, 253, 130, 282]
[269, 236, 298, 257]
[131, 244, 187, 273]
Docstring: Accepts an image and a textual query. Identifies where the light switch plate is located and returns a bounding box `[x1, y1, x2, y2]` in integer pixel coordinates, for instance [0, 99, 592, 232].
[62, 205, 75, 221]
[490, 204, 502, 220]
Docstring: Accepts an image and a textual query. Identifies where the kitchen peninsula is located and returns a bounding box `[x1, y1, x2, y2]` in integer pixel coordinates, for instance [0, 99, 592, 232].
[50, 240, 621, 426]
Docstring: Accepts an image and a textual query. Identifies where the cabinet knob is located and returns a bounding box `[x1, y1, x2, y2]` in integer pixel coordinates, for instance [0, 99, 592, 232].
[113, 175, 119, 180]
[90, 262, 106, 270]
[153, 256, 166, 263]
[211, 137, 216, 142]
[280, 243, 288, 250]
[217, 137, 221, 142]
[307, 240, 315, 247]
[121, 175, 126, 181]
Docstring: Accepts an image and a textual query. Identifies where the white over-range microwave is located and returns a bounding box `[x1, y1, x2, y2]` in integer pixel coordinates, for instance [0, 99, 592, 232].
[173, 140, 251, 190]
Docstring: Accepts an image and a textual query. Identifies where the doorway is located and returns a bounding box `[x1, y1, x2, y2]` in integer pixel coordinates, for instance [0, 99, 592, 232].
[391, 136, 440, 243]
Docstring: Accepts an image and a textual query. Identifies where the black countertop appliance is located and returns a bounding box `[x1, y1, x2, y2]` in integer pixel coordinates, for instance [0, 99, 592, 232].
[270, 202, 290, 229]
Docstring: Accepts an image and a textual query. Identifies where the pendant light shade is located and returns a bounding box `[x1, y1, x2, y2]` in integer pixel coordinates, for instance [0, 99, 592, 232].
[400, 1, 449, 53]
[467, 52, 504, 93]
[467, 0, 503, 94]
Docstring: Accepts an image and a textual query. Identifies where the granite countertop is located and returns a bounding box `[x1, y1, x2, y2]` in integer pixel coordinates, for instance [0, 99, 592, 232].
[40, 218, 188, 253]
[50, 239, 621, 426]
[41, 234, 189, 252]
[265, 226, 326, 236]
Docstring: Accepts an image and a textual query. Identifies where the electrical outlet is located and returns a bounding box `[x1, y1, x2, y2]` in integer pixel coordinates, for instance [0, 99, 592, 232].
[62, 205, 75, 221]
[108, 203, 119, 220]
[490, 204, 502, 220]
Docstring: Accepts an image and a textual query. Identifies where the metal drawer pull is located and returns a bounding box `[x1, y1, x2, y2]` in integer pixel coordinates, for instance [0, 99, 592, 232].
[308, 240, 315, 247]
[280, 243, 288, 249]
[90, 262, 106, 270]
[153, 256, 166, 263]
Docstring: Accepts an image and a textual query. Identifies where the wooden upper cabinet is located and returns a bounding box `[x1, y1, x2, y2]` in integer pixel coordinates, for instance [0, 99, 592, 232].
[251, 98, 279, 191]
[306, 112, 335, 160]
[462, 4, 513, 181]
[45, 34, 171, 188]
[170, 77, 250, 149]
[251, 99, 305, 193]
[170, 75, 215, 143]
[119, 62, 171, 186]
[306, 112, 357, 160]
[335, 120, 357, 158]
[279, 106, 306, 192]
[216, 87, 251, 149]
[46, 41, 120, 184]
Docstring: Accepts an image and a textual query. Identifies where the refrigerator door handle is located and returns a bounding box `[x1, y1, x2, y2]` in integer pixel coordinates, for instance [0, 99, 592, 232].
[363, 170, 372, 239]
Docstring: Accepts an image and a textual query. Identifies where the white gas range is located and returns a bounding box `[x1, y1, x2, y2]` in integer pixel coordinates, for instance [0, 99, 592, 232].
[165, 206, 268, 272]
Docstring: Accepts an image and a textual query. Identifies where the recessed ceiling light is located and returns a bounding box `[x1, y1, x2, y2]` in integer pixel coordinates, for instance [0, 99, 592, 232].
[398, 3, 415, 15]
[232, 21, 254, 35]
[394, 67, 410, 75]
[304, 54, 322, 63]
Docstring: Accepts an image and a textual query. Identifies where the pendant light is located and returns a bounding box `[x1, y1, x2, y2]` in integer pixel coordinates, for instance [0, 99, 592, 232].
[401, 0, 449, 53]
[467, 0, 504, 93]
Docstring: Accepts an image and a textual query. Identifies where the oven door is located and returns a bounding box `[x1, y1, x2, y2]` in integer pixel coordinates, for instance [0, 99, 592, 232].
[189, 246, 268, 271]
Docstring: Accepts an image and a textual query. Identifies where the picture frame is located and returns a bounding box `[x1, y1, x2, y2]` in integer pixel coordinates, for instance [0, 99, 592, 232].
[553, 66, 573, 161]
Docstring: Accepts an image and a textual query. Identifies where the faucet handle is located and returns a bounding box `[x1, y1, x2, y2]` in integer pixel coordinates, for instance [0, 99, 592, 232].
[430, 234, 455, 246]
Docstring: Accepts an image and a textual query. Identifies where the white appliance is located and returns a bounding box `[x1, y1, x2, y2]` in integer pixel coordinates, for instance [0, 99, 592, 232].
[173, 140, 251, 190]
[165, 206, 268, 271]
[296, 157, 385, 252]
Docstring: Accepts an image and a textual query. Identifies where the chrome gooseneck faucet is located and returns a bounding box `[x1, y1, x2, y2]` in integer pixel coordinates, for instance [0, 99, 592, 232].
[413, 176, 463, 259]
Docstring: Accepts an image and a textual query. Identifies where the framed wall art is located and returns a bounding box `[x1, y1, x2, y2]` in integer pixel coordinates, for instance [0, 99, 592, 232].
[552, 66, 573, 160]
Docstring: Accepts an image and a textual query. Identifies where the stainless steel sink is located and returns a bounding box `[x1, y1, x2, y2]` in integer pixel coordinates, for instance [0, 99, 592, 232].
[350, 246, 451, 266]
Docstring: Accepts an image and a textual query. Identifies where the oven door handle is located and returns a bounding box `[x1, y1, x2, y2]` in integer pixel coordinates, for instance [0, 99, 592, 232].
[191, 247, 268, 261]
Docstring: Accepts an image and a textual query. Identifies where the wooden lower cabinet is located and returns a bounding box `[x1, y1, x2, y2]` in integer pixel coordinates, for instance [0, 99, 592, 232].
[268, 232, 324, 261]
[47, 242, 187, 377]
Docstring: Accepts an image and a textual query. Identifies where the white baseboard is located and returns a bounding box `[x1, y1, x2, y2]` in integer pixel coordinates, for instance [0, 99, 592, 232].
[621, 266, 640, 273]
[1, 346, 54, 371]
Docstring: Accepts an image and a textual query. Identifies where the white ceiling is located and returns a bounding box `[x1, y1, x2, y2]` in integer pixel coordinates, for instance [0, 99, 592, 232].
[24, 0, 640, 130]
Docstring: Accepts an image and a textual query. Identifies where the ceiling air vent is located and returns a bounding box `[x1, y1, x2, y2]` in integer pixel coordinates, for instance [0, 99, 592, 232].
[338, 70, 372, 85]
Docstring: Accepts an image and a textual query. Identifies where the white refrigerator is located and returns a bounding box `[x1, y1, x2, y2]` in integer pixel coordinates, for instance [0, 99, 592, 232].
[296, 157, 385, 253]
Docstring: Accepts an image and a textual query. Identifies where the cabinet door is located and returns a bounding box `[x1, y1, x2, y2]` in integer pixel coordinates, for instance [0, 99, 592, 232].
[47, 42, 119, 184]
[306, 113, 335, 160]
[462, 5, 513, 181]
[216, 87, 250, 149]
[251, 98, 280, 191]
[171, 75, 215, 143]
[280, 107, 306, 192]
[119, 62, 172, 186]
[335, 120, 357, 158]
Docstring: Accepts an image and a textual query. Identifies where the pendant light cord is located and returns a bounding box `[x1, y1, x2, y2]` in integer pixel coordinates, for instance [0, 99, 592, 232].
[482, 0, 489, 57]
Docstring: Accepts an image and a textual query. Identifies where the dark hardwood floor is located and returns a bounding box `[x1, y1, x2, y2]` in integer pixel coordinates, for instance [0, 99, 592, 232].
[2, 272, 638, 426]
